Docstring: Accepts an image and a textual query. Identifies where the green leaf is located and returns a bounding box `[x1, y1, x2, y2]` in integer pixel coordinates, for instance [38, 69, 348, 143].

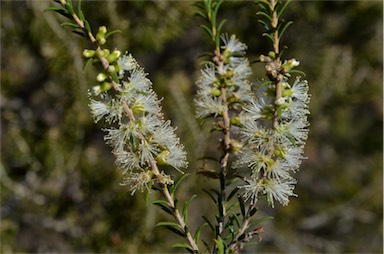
[55, 9, 73, 19]
[72, 30, 86, 37]
[84, 20, 91, 33]
[249, 216, 274, 228]
[238, 196, 245, 217]
[77, 0, 85, 21]
[202, 189, 216, 204]
[217, 19, 227, 36]
[200, 24, 213, 40]
[262, 32, 274, 43]
[231, 212, 241, 228]
[256, 11, 272, 22]
[152, 200, 173, 215]
[172, 243, 193, 253]
[156, 222, 185, 237]
[194, 223, 208, 242]
[60, 22, 79, 28]
[183, 194, 197, 223]
[82, 58, 93, 71]
[258, 19, 270, 31]
[169, 173, 190, 198]
[156, 221, 182, 230]
[105, 30, 122, 39]
[194, 10, 207, 20]
[65, 0, 75, 15]
[43, 7, 66, 13]
[277, 0, 292, 19]
[288, 69, 306, 77]
[249, 207, 258, 217]
[244, 241, 259, 248]
[202, 216, 214, 232]
[214, 236, 225, 254]
[111, 72, 119, 84]
[278, 20, 293, 39]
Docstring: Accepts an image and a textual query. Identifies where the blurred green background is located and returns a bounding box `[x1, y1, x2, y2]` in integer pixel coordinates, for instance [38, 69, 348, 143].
[1, 0, 382, 253]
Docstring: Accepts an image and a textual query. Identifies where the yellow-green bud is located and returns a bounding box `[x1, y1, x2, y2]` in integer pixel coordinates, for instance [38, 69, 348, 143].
[98, 26, 107, 35]
[92, 85, 102, 95]
[107, 65, 117, 73]
[282, 88, 293, 97]
[230, 116, 241, 126]
[96, 72, 108, 82]
[225, 69, 234, 79]
[268, 51, 276, 59]
[282, 58, 300, 72]
[102, 49, 110, 56]
[210, 88, 221, 97]
[274, 148, 287, 158]
[274, 97, 285, 106]
[230, 139, 243, 154]
[96, 34, 106, 45]
[131, 101, 145, 114]
[100, 82, 112, 92]
[83, 49, 95, 58]
[106, 50, 121, 63]
[156, 150, 170, 165]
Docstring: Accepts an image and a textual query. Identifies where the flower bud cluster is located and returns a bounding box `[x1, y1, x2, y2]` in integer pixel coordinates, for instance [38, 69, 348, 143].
[236, 75, 310, 207]
[195, 34, 253, 120]
[89, 52, 188, 194]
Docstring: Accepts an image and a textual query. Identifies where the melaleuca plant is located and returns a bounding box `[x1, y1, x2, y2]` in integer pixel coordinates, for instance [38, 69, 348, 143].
[45, 0, 310, 253]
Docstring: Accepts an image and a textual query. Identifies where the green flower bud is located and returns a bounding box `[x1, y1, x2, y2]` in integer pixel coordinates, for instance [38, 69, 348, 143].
[100, 82, 112, 92]
[131, 100, 145, 114]
[83, 49, 95, 58]
[282, 88, 293, 97]
[282, 58, 300, 72]
[106, 50, 121, 63]
[274, 97, 285, 106]
[210, 87, 221, 97]
[225, 69, 234, 79]
[268, 51, 276, 59]
[96, 34, 106, 45]
[230, 139, 243, 154]
[156, 150, 170, 165]
[230, 116, 241, 126]
[102, 49, 110, 56]
[96, 72, 108, 82]
[98, 26, 107, 35]
[107, 65, 117, 73]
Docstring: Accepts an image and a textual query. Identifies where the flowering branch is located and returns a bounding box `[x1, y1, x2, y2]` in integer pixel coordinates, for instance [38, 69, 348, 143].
[45, 0, 310, 253]
[45, 0, 199, 252]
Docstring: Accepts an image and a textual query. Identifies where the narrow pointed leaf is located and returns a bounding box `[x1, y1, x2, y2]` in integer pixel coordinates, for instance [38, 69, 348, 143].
[277, 0, 292, 19]
[200, 24, 213, 39]
[169, 173, 190, 197]
[250, 216, 274, 228]
[278, 21, 293, 39]
[202, 189, 216, 204]
[183, 194, 197, 222]
[105, 30, 122, 39]
[217, 19, 227, 36]
[172, 243, 193, 253]
[82, 58, 93, 71]
[61, 22, 79, 28]
[256, 11, 272, 21]
[43, 7, 67, 13]
[238, 196, 245, 217]
[194, 222, 208, 242]
[202, 216, 214, 232]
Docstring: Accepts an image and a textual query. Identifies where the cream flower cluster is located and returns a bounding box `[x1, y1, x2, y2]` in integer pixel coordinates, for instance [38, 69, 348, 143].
[236, 77, 310, 207]
[89, 53, 188, 194]
[195, 34, 254, 119]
